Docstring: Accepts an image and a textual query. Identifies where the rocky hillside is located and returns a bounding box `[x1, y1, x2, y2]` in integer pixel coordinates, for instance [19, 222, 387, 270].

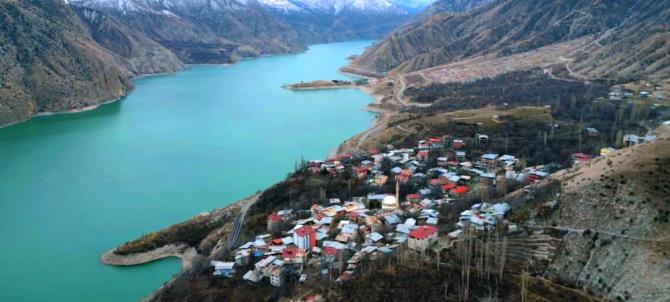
[70, 0, 415, 63]
[511, 125, 670, 301]
[74, 6, 184, 76]
[0, 0, 131, 126]
[351, 0, 670, 80]
[0, 0, 416, 127]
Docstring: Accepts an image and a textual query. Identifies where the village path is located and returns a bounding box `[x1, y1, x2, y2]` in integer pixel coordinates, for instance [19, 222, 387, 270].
[527, 225, 670, 243]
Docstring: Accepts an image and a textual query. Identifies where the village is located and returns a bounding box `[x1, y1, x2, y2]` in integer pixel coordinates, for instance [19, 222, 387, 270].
[205, 127, 643, 291]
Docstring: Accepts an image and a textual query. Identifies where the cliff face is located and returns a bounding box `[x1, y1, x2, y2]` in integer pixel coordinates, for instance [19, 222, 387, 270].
[93, 1, 304, 64]
[74, 7, 185, 75]
[351, 0, 670, 79]
[0, 0, 132, 126]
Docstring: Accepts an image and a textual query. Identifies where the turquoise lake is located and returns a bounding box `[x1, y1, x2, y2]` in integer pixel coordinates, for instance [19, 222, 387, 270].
[0, 41, 375, 301]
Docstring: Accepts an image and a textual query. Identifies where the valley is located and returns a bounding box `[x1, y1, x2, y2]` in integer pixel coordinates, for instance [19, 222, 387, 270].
[0, 0, 668, 301]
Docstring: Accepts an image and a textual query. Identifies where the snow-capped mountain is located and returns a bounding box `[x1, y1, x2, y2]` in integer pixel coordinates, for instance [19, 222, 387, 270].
[71, 0, 408, 14]
[289, 0, 399, 13]
[389, 0, 435, 9]
[68, 0, 414, 64]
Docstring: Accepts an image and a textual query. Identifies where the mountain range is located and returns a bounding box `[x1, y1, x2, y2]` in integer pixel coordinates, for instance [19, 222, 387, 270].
[0, 0, 434, 126]
[350, 0, 670, 81]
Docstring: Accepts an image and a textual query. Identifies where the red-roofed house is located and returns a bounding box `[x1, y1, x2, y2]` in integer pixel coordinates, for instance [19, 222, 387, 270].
[450, 186, 469, 195]
[406, 194, 421, 202]
[572, 153, 592, 165]
[267, 214, 283, 233]
[417, 149, 429, 161]
[408, 225, 438, 252]
[398, 169, 412, 183]
[282, 246, 306, 264]
[355, 166, 368, 180]
[441, 183, 457, 192]
[293, 226, 316, 250]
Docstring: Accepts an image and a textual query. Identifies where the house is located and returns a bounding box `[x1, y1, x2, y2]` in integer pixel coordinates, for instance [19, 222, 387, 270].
[243, 270, 261, 283]
[211, 261, 236, 277]
[450, 186, 469, 196]
[406, 193, 421, 202]
[341, 223, 359, 241]
[264, 264, 286, 287]
[282, 246, 306, 264]
[481, 153, 498, 170]
[235, 249, 250, 266]
[374, 174, 389, 186]
[267, 214, 283, 233]
[398, 169, 413, 183]
[355, 166, 368, 179]
[293, 226, 316, 250]
[417, 149, 430, 161]
[498, 155, 517, 168]
[455, 151, 466, 161]
[475, 134, 489, 144]
[623, 134, 641, 146]
[585, 127, 599, 137]
[408, 225, 438, 252]
[366, 232, 384, 244]
[572, 153, 592, 165]
[600, 147, 615, 156]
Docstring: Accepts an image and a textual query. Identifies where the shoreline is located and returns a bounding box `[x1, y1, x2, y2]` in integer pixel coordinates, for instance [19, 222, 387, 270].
[101, 193, 258, 269]
[0, 68, 185, 129]
[101, 244, 198, 271]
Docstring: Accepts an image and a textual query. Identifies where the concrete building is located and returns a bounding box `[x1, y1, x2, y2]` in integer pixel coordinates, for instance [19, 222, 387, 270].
[293, 226, 316, 250]
[408, 225, 438, 252]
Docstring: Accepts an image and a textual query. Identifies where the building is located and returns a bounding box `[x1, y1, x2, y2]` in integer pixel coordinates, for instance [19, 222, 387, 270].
[265, 264, 286, 287]
[211, 261, 236, 277]
[282, 246, 306, 264]
[381, 195, 398, 212]
[408, 225, 438, 252]
[481, 153, 498, 170]
[293, 226, 316, 250]
[572, 153, 592, 165]
[585, 127, 599, 137]
[267, 214, 283, 233]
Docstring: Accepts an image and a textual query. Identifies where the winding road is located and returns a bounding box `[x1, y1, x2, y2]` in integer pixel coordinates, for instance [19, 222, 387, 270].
[227, 194, 260, 249]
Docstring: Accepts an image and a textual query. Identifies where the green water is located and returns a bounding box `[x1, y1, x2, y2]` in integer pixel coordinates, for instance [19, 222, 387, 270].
[0, 41, 374, 301]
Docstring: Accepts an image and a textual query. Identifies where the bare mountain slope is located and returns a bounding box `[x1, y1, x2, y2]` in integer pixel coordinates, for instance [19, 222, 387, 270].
[74, 6, 185, 75]
[351, 0, 670, 80]
[0, 0, 132, 125]
[515, 125, 670, 301]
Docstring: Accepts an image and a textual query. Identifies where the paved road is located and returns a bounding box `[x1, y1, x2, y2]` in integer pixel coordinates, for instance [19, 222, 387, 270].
[227, 194, 260, 249]
[393, 75, 432, 108]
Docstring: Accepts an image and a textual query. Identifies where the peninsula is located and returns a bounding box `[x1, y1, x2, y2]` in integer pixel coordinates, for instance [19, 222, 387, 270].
[282, 79, 367, 90]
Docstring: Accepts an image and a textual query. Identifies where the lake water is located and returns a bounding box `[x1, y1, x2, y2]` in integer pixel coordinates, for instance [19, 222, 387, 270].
[0, 41, 374, 301]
